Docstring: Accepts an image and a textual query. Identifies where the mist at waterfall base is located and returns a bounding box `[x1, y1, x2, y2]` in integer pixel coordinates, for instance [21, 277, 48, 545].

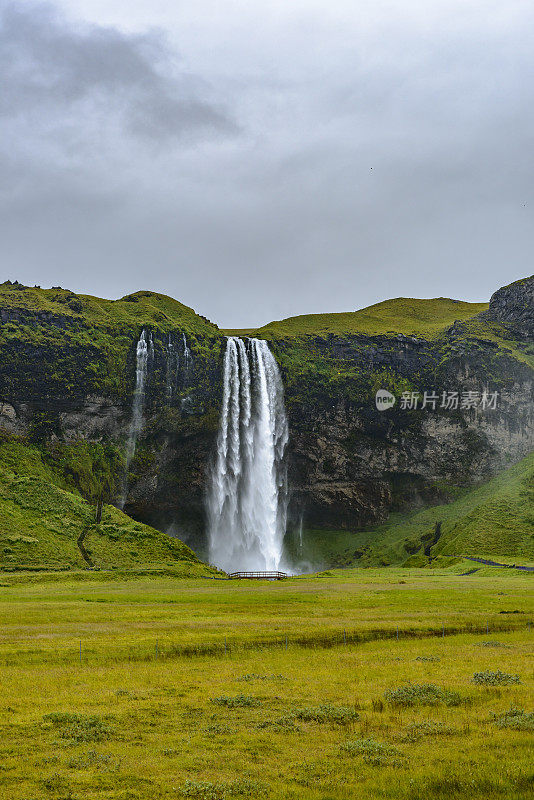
[207, 337, 291, 573]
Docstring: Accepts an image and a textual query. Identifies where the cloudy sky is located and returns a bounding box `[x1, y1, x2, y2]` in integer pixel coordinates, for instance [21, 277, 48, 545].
[1, 1, 533, 327]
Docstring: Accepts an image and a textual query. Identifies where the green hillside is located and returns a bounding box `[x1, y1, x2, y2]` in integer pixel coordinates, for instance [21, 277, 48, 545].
[0, 282, 223, 404]
[0, 438, 213, 574]
[0, 282, 219, 336]
[294, 453, 534, 568]
[227, 297, 488, 340]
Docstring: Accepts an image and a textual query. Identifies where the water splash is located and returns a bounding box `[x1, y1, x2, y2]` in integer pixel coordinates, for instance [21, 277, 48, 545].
[207, 337, 289, 571]
[119, 329, 149, 508]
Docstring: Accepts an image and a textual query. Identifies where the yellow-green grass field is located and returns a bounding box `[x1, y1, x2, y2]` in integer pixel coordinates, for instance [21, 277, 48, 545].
[0, 565, 532, 799]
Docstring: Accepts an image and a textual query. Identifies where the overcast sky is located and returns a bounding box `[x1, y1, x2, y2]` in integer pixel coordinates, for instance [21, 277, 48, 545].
[1, 0, 533, 327]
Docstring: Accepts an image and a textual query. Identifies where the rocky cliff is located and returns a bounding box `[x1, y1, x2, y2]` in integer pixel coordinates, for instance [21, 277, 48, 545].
[0, 276, 532, 557]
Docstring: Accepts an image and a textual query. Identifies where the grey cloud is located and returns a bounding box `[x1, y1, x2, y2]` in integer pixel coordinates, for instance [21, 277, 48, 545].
[0, 2, 235, 140]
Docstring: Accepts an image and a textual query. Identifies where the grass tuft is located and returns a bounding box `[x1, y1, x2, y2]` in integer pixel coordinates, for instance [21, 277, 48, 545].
[179, 778, 264, 798]
[340, 738, 403, 766]
[384, 683, 462, 707]
[210, 695, 261, 708]
[491, 707, 534, 731]
[294, 704, 359, 724]
[42, 712, 112, 742]
[472, 670, 521, 686]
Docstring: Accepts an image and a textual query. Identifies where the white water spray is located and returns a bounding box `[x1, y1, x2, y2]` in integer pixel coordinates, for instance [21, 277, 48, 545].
[207, 337, 289, 571]
[119, 329, 149, 508]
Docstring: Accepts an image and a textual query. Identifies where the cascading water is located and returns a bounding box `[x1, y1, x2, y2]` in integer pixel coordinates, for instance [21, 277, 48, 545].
[182, 333, 192, 377]
[119, 329, 149, 508]
[207, 337, 289, 572]
[166, 334, 179, 402]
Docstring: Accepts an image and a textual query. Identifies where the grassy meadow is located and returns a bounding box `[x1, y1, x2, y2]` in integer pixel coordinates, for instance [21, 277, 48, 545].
[0, 565, 532, 799]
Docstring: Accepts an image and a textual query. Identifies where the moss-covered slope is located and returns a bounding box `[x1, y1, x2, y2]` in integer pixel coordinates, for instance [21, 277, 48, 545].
[305, 453, 534, 568]
[0, 437, 213, 573]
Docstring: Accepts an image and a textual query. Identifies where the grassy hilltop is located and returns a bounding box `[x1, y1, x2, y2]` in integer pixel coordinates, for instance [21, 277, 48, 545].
[227, 297, 489, 339]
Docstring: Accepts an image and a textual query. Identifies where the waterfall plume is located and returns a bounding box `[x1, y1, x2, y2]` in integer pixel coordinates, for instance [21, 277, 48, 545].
[207, 337, 288, 571]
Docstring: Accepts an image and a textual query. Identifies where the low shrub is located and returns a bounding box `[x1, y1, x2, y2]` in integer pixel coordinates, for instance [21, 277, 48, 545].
[294, 704, 359, 724]
[210, 695, 261, 708]
[472, 670, 521, 686]
[402, 720, 458, 742]
[41, 772, 70, 792]
[491, 707, 534, 731]
[384, 684, 461, 707]
[478, 641, 512, 649]
[42, 712, 112, 742]
[340, 738, 403, 766]
[179, 778, 264, 798]
[255, 715, 298, 732]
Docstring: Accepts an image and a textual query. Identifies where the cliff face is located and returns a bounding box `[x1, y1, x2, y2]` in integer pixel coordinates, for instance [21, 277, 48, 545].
[0, 277, 532, 552]
[484, 276, 534, 339]
[279, 330, 533, 531]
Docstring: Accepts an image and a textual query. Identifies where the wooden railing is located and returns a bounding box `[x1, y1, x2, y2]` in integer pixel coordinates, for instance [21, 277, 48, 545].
[228, 571, 287, 580]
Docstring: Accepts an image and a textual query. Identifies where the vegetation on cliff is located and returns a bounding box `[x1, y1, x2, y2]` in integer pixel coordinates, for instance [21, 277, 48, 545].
[0, 282, 223, 405]
[0, 437, 213, 573]
[298, 452, 534, 568]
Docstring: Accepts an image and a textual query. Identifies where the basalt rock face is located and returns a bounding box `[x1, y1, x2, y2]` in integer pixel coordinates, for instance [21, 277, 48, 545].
[280, 333, 533, 530]
[483, 275, 534, 340]
[0, 278, 532, 551]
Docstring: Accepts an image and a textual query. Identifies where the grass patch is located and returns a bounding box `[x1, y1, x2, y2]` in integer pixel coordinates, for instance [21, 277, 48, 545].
[42, 712, 113, 742]
[340, 738, 403, 766]
[472, 670, 521, 686]
[384, 683, 462, 707]
[210, 695, 261, 708]
[179, 779, 264, 798]
[401, 720, 458, 742]
[491, 707, 534, 731]
[294, 704, 359, 724]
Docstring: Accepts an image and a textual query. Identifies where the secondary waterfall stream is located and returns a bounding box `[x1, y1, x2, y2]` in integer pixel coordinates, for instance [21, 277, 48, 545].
[207, 337, 289, 572]
[119, 329, 149, 508]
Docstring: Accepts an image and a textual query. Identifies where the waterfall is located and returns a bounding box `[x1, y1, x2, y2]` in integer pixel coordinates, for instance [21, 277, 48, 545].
[119, 329, 149, 508]
[182, 333, 192, 377]
[207, 337, 289, 572]
[166, 335, 177, 402]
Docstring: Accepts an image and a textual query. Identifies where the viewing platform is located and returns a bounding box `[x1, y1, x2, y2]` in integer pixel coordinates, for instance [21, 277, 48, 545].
[228, 571, 287, 580]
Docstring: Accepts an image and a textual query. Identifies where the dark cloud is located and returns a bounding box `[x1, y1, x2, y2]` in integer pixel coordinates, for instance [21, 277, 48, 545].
[0, 2, 235, 140]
